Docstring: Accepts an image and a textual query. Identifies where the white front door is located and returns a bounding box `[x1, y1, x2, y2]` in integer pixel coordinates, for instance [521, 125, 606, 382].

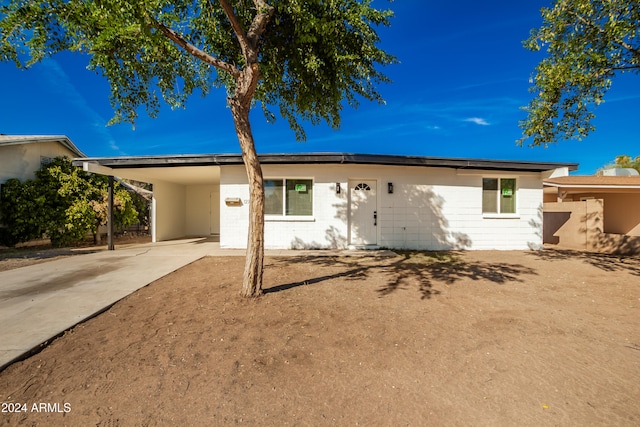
[349, 180, 377, 246]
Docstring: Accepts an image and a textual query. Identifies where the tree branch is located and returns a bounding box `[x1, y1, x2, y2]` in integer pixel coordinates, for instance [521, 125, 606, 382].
[218, 0, 274, 60]
[151, 18, 240, 78]
[217, 0, 249, 46]
[247, 0, 275, 47]
[603, 64, 640, 73]
[569, 10, 640, 62]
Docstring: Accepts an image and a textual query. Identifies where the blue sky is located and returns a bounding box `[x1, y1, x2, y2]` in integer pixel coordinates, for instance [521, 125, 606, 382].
[1, 0, 638, 174]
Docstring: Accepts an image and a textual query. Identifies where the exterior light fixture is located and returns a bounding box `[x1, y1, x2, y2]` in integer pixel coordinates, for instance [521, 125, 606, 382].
[388, 182, 394, 194]
[336, 183, 341, 194]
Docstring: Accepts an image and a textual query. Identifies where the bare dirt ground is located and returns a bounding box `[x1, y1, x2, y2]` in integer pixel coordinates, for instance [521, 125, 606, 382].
[1, 249, 639, 426]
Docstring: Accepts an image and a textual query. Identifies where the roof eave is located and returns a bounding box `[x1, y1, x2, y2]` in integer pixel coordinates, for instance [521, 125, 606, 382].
[0, 135, 86, 158]
[73, 153, 578, 173]
[544, 182, 640, 190]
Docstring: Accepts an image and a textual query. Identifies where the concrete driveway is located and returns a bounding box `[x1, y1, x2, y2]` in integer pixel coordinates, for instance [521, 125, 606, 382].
[0, 238, 234, 370]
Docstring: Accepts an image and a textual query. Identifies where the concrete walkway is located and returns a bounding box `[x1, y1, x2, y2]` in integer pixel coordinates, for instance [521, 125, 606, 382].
[0, 238, 394, 371]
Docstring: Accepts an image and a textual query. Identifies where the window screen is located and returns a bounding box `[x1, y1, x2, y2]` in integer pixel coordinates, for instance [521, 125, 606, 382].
[264, 179, 313, 216]
[264, 179, 284, 215]
[483, 178, 516, 214]
[286, 179, 313, 216]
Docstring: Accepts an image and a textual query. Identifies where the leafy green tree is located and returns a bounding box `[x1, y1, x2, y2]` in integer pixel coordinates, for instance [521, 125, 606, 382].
[36, 157, 139, 247]
[0, 0, 396, 296]
[35, 157, 94, 247]
[0, 179, 46, 247]
[519, 0, 639, 147]
[0, 157, 138, 247]
[612, 154, 640, 172]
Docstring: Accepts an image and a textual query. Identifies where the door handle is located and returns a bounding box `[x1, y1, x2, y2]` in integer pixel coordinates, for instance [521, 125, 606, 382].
[373, 210, 377, 226]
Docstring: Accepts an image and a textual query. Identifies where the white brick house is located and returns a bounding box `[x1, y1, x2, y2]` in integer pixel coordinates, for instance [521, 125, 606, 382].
[76, 153, 576, 251]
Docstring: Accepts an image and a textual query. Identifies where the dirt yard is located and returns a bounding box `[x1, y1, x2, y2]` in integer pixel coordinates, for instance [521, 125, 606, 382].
[1, 250, 639, 426]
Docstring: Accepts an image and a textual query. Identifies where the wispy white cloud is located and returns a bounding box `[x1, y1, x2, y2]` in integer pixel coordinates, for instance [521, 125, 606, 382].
[39, 59, 123, 154]
[604, 93, 640, 103]
[464, 117, 490, 126]
[390, 97, 521, 120]
[452, 77, 526, 92]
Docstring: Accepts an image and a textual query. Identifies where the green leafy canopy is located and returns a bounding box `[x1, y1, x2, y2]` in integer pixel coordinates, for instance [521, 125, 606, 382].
[0, 158, 139, 247]
[0, 0, 396, 139]
[519, 0, 639, 147]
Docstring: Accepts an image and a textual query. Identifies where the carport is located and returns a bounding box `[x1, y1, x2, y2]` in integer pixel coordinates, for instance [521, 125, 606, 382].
[74, 155, 223, 245]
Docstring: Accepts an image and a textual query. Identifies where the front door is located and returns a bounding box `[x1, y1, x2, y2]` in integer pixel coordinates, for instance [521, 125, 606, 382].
[349, 180, 377, 246]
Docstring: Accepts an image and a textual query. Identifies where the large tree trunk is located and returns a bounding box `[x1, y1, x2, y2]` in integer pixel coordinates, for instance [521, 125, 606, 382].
[156, 0, 273, 297]
[230, 98, 265, 298]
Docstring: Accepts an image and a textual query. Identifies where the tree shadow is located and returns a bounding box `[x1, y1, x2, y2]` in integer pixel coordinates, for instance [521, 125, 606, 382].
[528, 204, 544, 250]
[264, 257, 371, 294]
[273, 179, 476, 250]
[377, 251, 536, 299]
[528, 248, 640, 276]
[593, 233, 640, 256]
[264, 251, 537, 300]
[325, 181, 472, 251]
[289, 226, 347, 249]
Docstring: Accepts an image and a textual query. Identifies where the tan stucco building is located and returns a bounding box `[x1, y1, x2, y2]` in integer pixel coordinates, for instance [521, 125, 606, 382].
[0, 135, 85, 185]
[543, 175, 640, 254]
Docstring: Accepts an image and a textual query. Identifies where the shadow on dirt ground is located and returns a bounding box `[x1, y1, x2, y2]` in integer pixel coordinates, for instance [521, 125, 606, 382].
[528, 248, 640, 276]
[266, 251, 538, 300]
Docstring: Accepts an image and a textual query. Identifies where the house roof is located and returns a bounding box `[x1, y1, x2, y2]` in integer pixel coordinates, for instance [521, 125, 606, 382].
[73, 153, 578, 173]
[0, 135, 86, 158]
[544, 175, 640, 189]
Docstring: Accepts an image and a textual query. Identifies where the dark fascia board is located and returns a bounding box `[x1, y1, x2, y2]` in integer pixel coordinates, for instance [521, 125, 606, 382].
[73, 153, 579, 173]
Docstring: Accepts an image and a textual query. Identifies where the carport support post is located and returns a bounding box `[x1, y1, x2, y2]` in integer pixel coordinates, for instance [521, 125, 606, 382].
[108, 175, 114, 250]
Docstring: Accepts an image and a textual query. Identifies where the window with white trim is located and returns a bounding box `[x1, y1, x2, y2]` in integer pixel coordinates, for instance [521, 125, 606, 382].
[265, 179, 313, 216]
[482, 178, 516, 214]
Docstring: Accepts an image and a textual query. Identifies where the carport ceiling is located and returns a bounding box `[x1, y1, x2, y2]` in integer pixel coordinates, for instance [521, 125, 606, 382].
[110, 166, 220, 186]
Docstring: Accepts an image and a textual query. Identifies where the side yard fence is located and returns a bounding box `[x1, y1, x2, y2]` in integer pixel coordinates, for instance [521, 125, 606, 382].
[543, 199, 640, 255]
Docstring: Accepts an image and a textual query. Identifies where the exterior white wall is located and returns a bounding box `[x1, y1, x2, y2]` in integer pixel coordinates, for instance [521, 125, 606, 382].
[186, 184, 219, 236]
[0, 142, 79, 184]
[153, 180, 186, 241]
[210, 187, 220, 235]
[220, 164, 348, 249]
[220, 164, 548, 250]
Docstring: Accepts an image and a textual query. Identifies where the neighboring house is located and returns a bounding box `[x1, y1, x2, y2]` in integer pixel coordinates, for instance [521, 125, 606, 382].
[0, 134, 86, 185]
[75, 153, 576, 251]
[543, 175, 640, 255]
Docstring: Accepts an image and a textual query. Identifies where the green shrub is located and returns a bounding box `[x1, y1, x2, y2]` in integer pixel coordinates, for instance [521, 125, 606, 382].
[0, 158, 139, 247]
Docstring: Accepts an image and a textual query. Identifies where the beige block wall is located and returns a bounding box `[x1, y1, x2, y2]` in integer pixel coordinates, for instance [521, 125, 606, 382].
[543, 200, 603, 250]
[543, 198, 640, 254]
[567, 193, 640, 236]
